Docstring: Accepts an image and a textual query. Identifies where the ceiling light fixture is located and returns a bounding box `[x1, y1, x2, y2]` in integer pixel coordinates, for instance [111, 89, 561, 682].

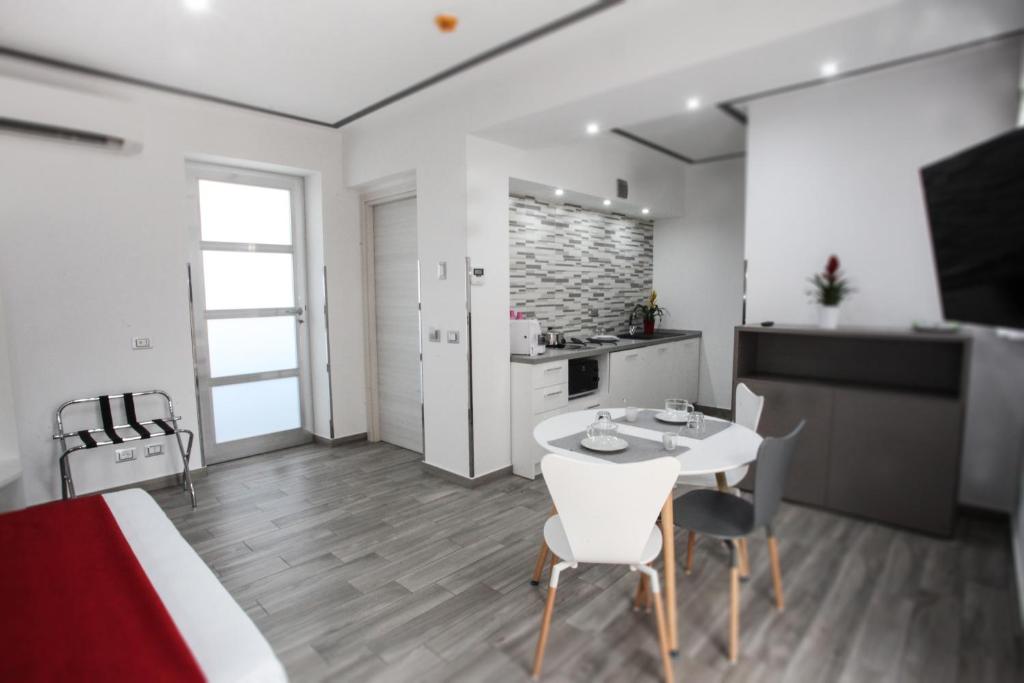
[820, 61, 839, 77]
[183, 0, 210, 12]
[603, 199, 612, 206]
[641, 208, 650, 215]
[686, 97, 701, 111]
[586, 122, 600, 135]
[554, 188, 564, 197]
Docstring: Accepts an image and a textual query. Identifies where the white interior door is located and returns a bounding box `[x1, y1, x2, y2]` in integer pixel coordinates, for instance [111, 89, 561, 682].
[187, 163, 313, 464]
[372, 197, 423, 453]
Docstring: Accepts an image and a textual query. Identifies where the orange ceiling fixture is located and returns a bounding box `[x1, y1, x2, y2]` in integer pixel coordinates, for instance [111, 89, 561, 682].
[435, 13, 458, 33]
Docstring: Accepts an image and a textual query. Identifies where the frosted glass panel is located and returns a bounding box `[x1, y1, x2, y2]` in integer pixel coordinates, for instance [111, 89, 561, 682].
[203, 251, 294, 310]
[212, 377, 300, 443]
[198, 180, 292, 245]
[208, 317, 297, 378]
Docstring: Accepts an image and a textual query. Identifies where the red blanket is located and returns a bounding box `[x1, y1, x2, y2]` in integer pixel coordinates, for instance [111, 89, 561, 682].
[0, 495, 204, 682]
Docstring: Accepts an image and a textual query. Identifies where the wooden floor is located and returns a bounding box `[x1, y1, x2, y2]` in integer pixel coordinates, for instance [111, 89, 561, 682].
[152, 441, 1023, 682]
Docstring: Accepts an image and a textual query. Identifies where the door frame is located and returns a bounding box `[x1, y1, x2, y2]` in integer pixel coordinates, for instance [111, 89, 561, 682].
[185, 161, 314, 464]
[359, 182, 420, 446]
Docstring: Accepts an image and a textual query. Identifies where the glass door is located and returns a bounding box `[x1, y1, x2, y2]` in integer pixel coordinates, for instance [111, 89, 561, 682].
[186, 163, 312, 464]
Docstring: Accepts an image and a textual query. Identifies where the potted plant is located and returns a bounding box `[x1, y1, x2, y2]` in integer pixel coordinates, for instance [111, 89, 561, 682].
[808, 255, 853, 329]
[632, 290, 667, 336]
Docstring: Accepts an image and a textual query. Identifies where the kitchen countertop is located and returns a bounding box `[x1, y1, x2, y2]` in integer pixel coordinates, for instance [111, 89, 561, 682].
[510, 329, 701, 365]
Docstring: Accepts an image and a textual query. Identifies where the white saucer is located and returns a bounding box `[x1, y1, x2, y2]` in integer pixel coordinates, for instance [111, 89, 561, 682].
[580, 435, 629, 453]
[654, 411, 689, 424]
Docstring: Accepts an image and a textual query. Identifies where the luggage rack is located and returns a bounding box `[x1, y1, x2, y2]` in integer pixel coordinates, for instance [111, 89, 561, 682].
[52, 390, 196, 508]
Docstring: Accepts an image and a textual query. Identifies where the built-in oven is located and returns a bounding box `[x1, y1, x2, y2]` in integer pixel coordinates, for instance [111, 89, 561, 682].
[568, 357, 600, 398]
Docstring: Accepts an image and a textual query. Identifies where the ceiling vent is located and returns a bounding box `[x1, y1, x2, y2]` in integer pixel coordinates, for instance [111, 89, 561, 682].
[0, 75, 142, 153]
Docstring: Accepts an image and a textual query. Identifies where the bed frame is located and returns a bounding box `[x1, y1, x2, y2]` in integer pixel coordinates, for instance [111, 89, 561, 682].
[53, 390, 196, 507]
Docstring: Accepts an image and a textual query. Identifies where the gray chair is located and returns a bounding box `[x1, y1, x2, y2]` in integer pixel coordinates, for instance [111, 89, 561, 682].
[673, 421, 804, 663]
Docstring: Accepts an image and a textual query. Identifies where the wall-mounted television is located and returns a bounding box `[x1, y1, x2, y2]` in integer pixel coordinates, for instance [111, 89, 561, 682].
[921, 127, 1024, 329]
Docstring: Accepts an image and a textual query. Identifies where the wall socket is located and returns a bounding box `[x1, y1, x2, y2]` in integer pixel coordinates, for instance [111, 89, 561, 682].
[131, 337, 152, 350]
[428, 327, 441, 342]
[145, 444, 164, 458]
[115, 447, 136, 463]
[447, 330, 460, 344]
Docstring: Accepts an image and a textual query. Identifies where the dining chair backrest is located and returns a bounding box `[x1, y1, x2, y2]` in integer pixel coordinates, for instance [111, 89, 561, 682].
[734, 383, 765, 433]
[541, 452, 681, 565]
[752, 421, 805, 529]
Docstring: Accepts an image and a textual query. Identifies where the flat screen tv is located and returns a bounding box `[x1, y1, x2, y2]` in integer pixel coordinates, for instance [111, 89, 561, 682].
[921, 126, 1024, 329]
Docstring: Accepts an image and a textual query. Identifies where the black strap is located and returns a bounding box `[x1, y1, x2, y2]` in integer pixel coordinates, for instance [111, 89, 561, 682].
[98, 395, 123, 444]
[152, 419, 175, 436]
[123, 393, 151, 439]
[77, 430, 97, 448]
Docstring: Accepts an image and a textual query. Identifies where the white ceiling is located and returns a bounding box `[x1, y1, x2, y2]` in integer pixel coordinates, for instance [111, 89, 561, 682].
[624, 108, 746, 162]
[0, 0, 598, 123]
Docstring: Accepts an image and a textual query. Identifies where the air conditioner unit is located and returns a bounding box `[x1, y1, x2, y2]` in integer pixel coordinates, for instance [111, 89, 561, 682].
[0, 74, 143, 153]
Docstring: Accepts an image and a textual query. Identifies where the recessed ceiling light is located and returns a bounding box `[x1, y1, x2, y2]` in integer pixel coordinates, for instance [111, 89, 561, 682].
[686, 97, 701, 111]
[586, 122, 600, 135]
[602, 199, 612, 206]
[641, 208, 651, 215]
[820, 61, 839, 77]
[554, 188, 564, 196]
[183, 0, 210, 11]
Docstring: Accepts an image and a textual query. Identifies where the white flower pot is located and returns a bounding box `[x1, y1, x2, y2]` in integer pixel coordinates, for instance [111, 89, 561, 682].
[818, 305, 840, 329]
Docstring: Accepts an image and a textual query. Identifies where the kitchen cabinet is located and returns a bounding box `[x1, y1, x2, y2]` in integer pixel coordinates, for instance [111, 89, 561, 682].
[608, 339, 700, 408]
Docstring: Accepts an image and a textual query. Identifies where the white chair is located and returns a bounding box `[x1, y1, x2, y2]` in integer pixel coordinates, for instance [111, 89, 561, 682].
[676, 382, 764, 489]
[531, 452, 680, 682]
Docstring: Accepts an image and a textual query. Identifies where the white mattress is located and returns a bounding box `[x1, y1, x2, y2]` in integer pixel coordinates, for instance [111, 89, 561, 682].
[103, 489, 287, 683]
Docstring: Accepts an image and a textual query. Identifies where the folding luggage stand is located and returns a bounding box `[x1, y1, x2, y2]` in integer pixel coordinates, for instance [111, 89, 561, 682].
[53, 390, 196, 507]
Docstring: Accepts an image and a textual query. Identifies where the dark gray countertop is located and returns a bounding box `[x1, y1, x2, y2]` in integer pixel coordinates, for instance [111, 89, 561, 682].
[510, 329, 701, 365]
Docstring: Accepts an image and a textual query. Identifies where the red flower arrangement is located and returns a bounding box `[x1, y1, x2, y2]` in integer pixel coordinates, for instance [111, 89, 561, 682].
[808, 254, 853, 306]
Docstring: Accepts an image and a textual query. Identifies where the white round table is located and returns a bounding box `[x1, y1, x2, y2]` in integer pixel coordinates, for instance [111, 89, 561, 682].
[534, 408, 762, 478]
[532, 407, 763, 655]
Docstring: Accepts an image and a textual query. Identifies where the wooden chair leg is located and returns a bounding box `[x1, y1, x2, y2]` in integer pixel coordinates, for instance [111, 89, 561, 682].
[651, 584, 675, 683]
[737, 538, 750, 578]
[685, 531, 696, 574]
[634, 574, 648, 611]
[768, 534, 785, 611]
[530, 542, 550, 585]
[532, 584, 558, 679]
[729, 549, 740, 663]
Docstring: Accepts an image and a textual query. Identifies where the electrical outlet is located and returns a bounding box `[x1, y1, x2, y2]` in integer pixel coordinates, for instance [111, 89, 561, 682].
[428, 328, 441, 342]
[447, 330, 460, 344]
[145, 444, 164, 458]
[115, 447, 136, 463]
[131, 337, 152, 350]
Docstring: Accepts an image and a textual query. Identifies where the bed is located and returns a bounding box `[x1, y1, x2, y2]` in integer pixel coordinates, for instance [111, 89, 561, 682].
[0, 488, 287, 682]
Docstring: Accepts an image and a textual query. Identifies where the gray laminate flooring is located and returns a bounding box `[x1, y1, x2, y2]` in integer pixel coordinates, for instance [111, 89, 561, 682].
[151, 440, 1023, 682]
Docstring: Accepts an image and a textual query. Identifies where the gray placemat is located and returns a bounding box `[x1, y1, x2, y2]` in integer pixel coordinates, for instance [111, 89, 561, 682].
[614, 409, 731, 440]
[548, 430, 689, 463]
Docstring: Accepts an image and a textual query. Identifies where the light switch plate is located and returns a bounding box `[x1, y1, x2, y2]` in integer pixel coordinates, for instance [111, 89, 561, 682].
[131, 337, 152, 350]
[447, 330, 460, 344]
[428, 328, 441, 342]
[437, 261, 447, 280]
[115, 447, 136, 463]
[145, 444, 164, 458]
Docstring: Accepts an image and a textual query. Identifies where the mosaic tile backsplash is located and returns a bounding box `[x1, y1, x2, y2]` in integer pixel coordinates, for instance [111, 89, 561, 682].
[509, 194, 654, 337]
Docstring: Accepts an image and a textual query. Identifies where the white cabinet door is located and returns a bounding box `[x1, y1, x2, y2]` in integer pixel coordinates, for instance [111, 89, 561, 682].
[648, 343, 678, 407]
[678, 339, 700, 402]
[608, 348, 645, 408]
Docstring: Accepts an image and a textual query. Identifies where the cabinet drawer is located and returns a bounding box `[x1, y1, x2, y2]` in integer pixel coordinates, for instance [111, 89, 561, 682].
[532, 384, 569, 413]
[531, 361, 568, 389]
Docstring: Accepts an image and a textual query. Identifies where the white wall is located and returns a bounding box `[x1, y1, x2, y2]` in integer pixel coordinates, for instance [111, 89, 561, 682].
[0, 60, 364, 505]
[745, 41, 1021, 326]
[0, 288, 24, 511]
[654, 159, 746, 410]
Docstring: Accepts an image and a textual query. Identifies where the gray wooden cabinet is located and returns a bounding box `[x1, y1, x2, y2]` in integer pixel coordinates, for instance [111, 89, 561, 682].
[734, 326, 970, 536]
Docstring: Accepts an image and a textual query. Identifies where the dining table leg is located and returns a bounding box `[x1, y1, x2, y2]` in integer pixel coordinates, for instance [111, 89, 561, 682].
[661, 493, 678, 654]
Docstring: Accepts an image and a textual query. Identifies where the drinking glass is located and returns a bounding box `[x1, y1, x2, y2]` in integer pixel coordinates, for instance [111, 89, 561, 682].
[687, 411, 705, 434]
[625, 406, 640, 422]
[664, 398, 693, 420]
[662, 432, 676, 451]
